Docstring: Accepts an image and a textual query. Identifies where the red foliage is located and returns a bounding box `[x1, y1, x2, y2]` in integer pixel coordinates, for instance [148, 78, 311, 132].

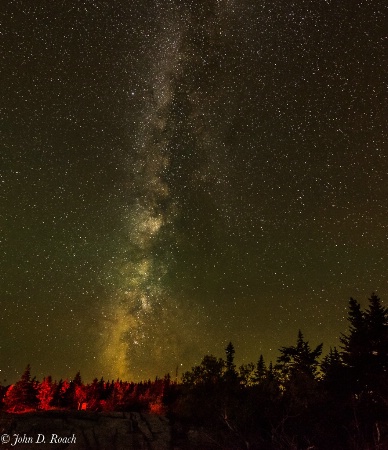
[1, 370, 174, 415]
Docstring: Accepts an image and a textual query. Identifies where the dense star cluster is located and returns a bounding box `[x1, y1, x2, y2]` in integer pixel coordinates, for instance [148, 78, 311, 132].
[2, 0, 387, 383]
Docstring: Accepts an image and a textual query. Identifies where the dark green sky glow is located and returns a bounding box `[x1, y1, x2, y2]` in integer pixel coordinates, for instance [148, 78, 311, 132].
[2, 0, 387, 384]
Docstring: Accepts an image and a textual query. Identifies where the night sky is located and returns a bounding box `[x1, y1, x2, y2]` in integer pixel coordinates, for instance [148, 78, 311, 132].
[2, 0, 387, 384]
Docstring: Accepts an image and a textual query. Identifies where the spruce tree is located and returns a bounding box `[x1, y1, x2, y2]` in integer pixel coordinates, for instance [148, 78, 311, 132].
[37, 375, 55, 410]
[255, 354, 266, 382]
[276, 331, 322, 410]
[340, 298, 367, 374]
[321, 347, 348, 398]
[224, 342, 238, 385]
[340, 294, 388, 395]
[4, 364, 38, 411]
[277, 330, 323, 379]
[365, 293, 388, 374]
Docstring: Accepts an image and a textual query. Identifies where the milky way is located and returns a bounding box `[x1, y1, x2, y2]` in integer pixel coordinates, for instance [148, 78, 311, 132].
[101, 2, 205, 380]
[99, 1, 252, 380]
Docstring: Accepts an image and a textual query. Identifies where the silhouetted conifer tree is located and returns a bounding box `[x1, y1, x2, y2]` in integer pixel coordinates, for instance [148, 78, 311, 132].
[276, 331, 323, 422]
[255, 354, 267, 382]
[277, 330, 323, 379]
[366, 293, 388, 376]
[50, 379, 65, 408]
[321, 347, 347, 395]
[341, 294, 388, 397]
[340, 297, 368, 389]
[224, 342, 238, 384]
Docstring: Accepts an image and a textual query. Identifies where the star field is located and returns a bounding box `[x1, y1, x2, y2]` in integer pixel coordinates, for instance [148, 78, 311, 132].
[1, 0, 387, 383]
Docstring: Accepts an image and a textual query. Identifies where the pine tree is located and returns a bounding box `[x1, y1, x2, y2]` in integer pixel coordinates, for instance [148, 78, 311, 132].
[366, 293, 388, 374]
[340, 298, 367, 371]
[321, 347, 348, 398]
[3, 364, 38, 412]
[73, 371, 82, 386]
[225, 342, 235, 372]
[276, 331, 322, 411]
[87, 378, 98, 410]
[340, 294, 388, 394]
[267, 361, 275, 381]
[69, 371, 86, 409]
[321, 347, 342, 379]
[254, 354, 267, 382]
[224, 342, 238, 383]
[277, 330, 323, 379]
[37, 375, 55, 410]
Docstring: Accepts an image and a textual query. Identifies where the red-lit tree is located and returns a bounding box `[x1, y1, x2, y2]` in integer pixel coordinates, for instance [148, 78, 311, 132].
[37, 375, 55, 410]
[3, 364, 38, 412]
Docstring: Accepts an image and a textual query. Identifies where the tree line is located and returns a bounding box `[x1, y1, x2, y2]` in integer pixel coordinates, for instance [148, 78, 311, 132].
[1, 293, 387, 449]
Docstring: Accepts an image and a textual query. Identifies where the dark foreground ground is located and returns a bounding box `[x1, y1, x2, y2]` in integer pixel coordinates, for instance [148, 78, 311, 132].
[0, 410, 218, 450]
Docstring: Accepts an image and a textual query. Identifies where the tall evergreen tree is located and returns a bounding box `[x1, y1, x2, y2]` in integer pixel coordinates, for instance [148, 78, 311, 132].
[73, 371, 82, 386]
[224, 342, 238, 383]
[340, 298, 367, 372]
[37, 375, 55, 410]
[277, 330, 323, 379]
[3, 364, 38, 411]
[321, 347, 349, 399]
[276, 331, 322, 412]
[254, 354, 266, 382]
[365, 293, 388, 374]
[225, 342, 235, 372]
[340, 294, 388, 395]
[321, 347, 342, 380]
